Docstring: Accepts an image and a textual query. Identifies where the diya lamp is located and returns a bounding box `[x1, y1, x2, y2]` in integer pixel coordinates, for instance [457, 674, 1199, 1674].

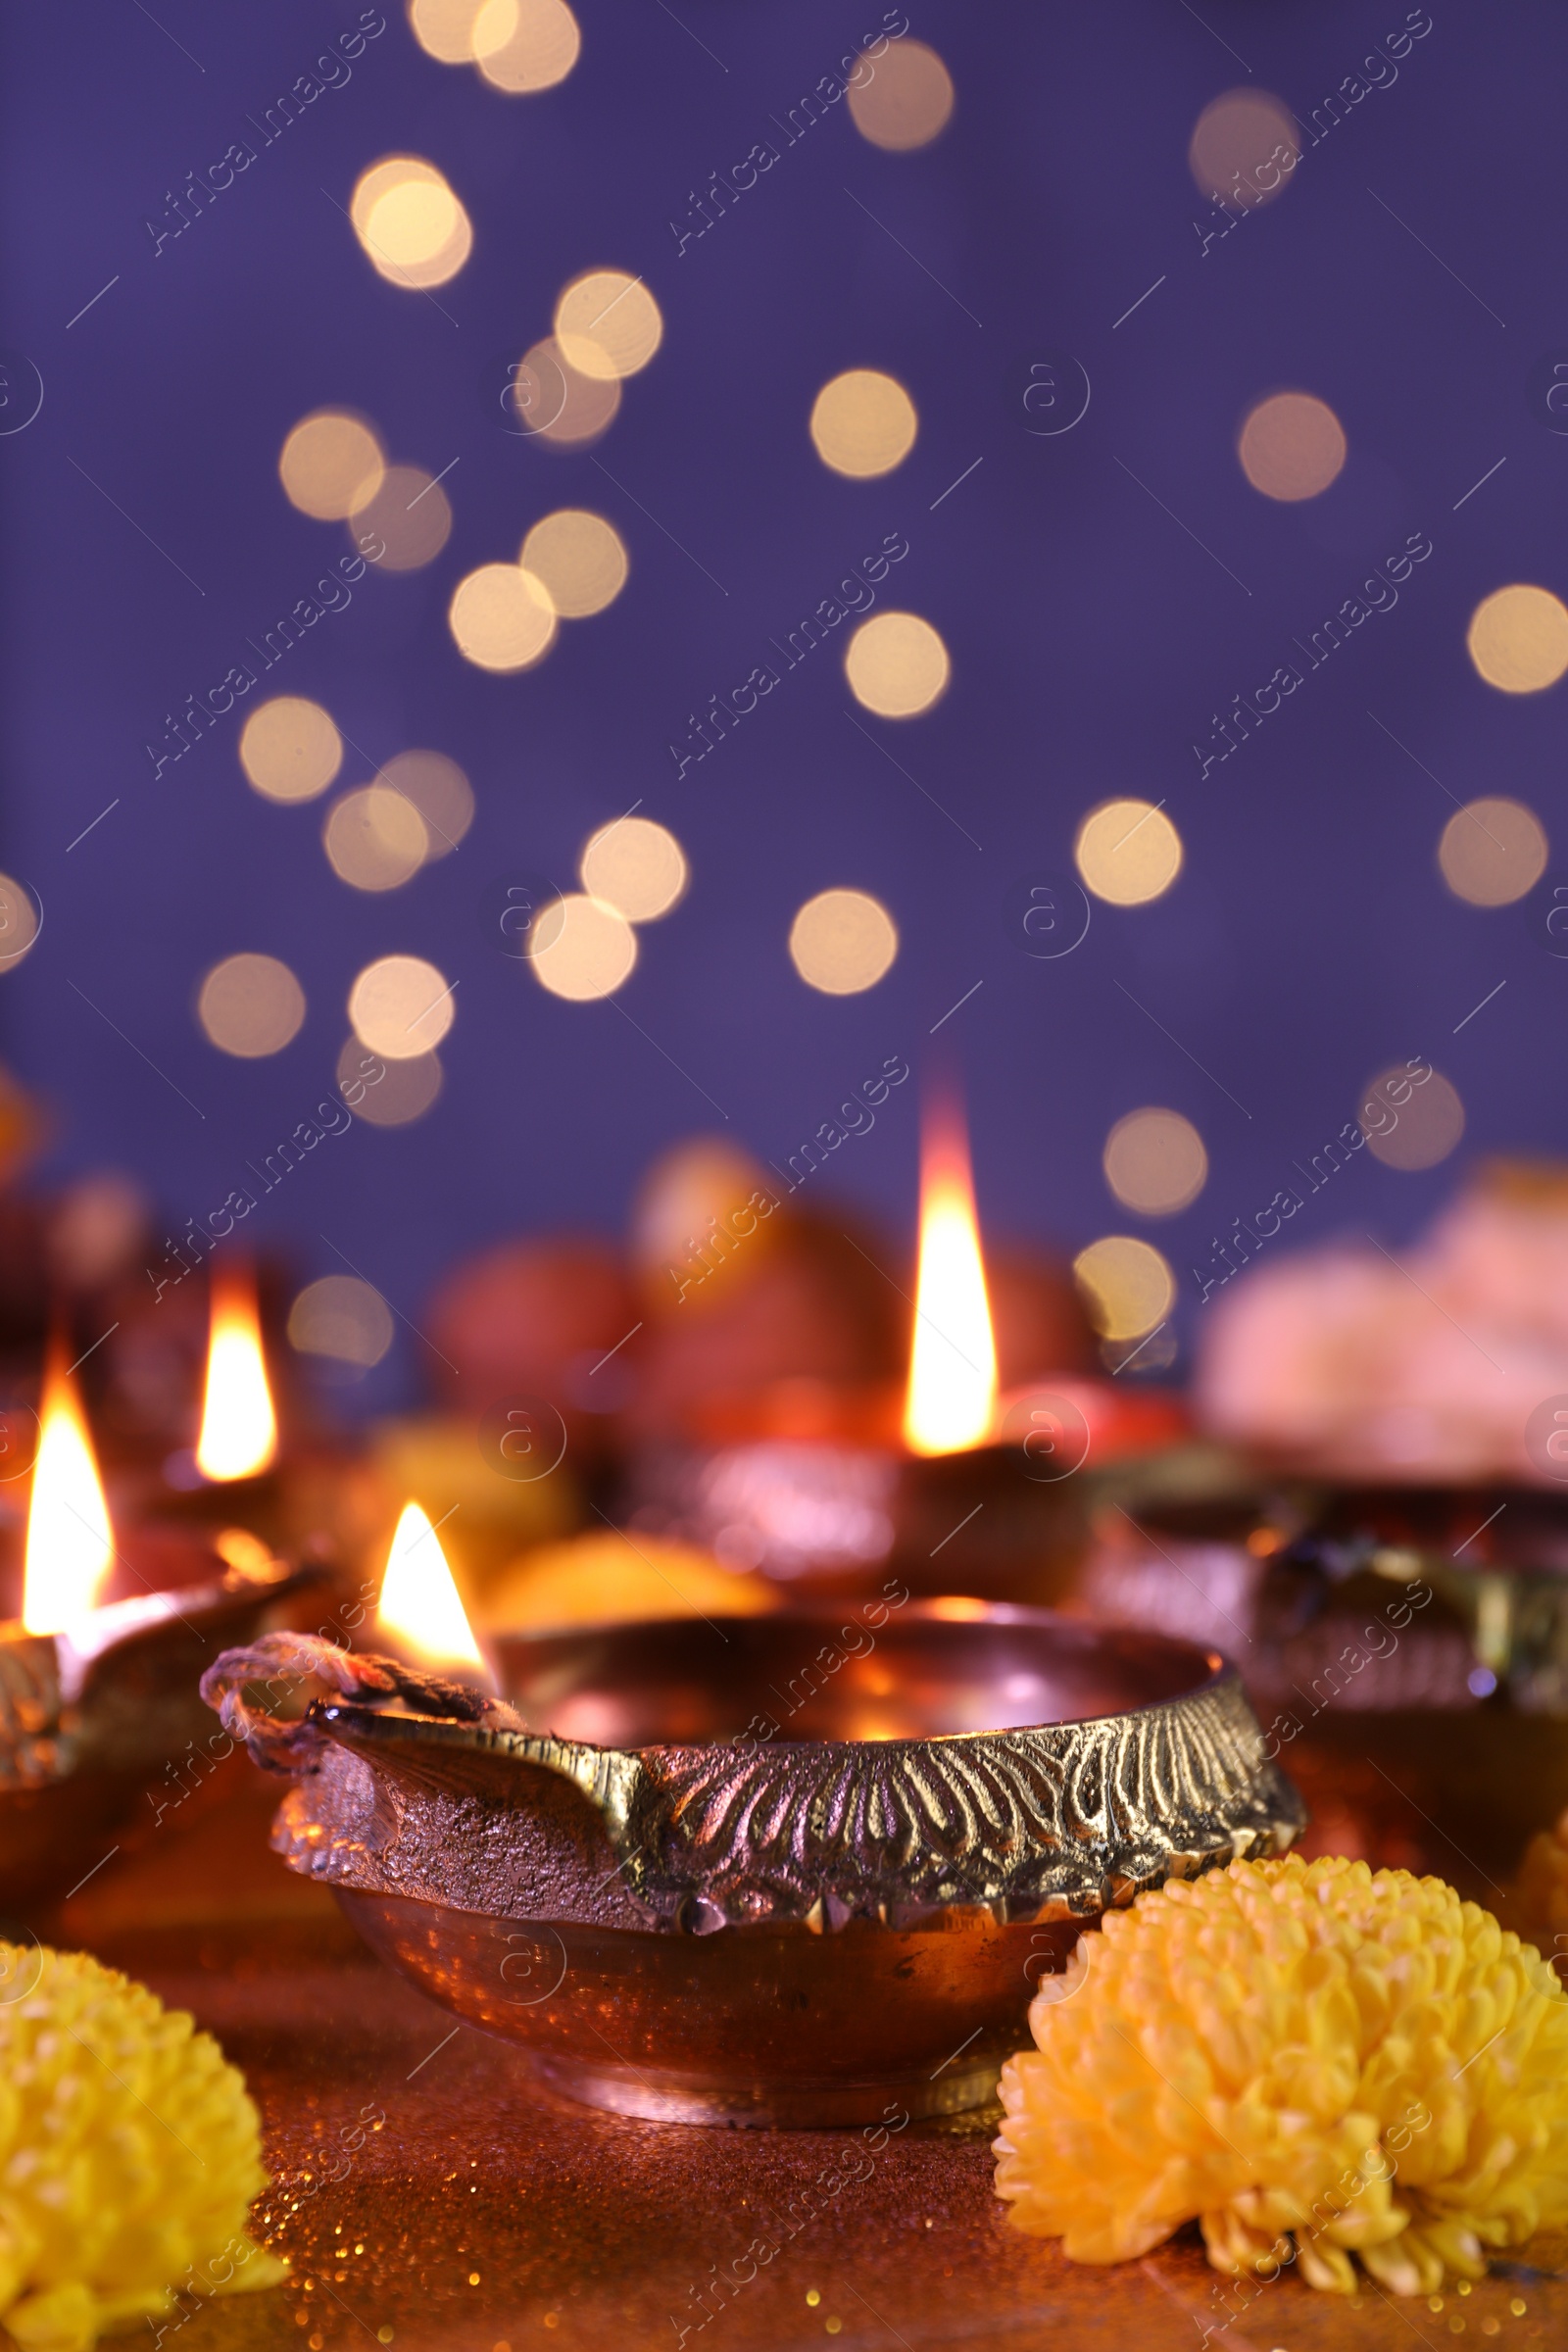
[206, 1493, 1303, 2126]
[634, 1096, 1184, 1601]
[0, 1343, 325, 1910]
[1077, 1464, 1568, 1900]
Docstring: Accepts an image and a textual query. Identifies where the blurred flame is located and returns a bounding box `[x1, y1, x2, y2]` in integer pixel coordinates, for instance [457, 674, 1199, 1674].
[196, 1267, 277, 1482]
[903, 1098, 997, 1456]
[376, 1501, 490, 1678]
[23, 1351, 114, 1634]
[214, 1526, 276, 1576]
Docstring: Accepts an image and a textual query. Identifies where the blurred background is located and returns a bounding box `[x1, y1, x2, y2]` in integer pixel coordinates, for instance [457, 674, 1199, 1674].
[0, 0, 1563, 1426]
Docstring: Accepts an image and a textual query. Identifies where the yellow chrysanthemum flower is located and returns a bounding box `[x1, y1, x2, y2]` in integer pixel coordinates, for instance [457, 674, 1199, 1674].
[0, 1940, 286, 2351]
[994, 1853, 1568, 2298]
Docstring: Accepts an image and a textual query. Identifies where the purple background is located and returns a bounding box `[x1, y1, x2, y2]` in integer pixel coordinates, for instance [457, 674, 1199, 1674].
[0, 0, 1560, 1406]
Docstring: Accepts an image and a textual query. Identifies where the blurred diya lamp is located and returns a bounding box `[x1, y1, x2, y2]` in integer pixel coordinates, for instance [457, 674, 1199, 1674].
[0, 1346, 326, 1909]
[204, 1511, 1302, 2127]
[1097, 1469, 1568, 1712]
[1079, 1468, 1568, 1898]
[633, 1099, 1186, 1600]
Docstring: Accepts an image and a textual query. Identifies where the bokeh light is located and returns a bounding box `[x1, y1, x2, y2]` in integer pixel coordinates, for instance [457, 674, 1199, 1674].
[1438, 799, 1547, 906]
[448, 563, 557, 670]
[1075, 800, 1183, 906]
[513, 337, 622, 445]
[1238, 392, 1347, 502]
[338, 1035, 445, 1127]
[1073, 1235, 1175, 1341]
[520, 510, 628, 616]
[197, 954, 306, 1058]
[1188, 89, 1299, 207]
[239, 697, 342, 804]
[278, 411, 384, 520]
[847, 39, 954, 150]
[809, 370, 918, 478]
[579, 816, 687, 920]
[0, 876, 41, 971]
[377, 751, 474, 860]
[529, 893, 638, 1001]
[1361, 1065, 1466, 1171]
[349, 956, 456, 1058]
[473, 0, 580, 91]
[788, 889, 898, 995]
[322, 785, 429, 892]
[346, 463, 453, 570]
[288, 1273, 395, 1364]
[554, 270, 662, 380]
[1102, 1108, 1208, 1217]
[1466, 585, 1568, 694]
[408, 0, 484, 61]
[844, 612, 950, 718]
[350, 157, 472, 289]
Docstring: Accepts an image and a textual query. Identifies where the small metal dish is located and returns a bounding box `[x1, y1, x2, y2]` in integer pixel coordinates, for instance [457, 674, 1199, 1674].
[205, 1603, 1302, 2128]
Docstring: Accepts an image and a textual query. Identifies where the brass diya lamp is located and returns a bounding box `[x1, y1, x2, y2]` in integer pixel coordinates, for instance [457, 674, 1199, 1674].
[0, 1344, 327, 1911]
[205, 1506, 1303, 2127]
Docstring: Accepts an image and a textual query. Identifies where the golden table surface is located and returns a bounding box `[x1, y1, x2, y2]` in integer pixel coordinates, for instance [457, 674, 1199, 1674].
[37, 1763, 1567, 2352]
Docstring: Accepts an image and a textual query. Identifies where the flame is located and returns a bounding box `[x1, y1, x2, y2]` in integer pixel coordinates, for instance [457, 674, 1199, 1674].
[213, 1526, 277, 1577]
[376, 1501, 490, 1677]
[903, 1096, 998, 1456]
[196, 1265, 277, 1482]
[23, 1352, 114, 1634]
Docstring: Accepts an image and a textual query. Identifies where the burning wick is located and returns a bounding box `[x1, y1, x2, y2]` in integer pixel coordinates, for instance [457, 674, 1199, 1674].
[196, 1264, 277, 1483]
[23, 1348, 115, 1636]
[375, 1502, 495, 1689]
[903, 1094, 998, 1457]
